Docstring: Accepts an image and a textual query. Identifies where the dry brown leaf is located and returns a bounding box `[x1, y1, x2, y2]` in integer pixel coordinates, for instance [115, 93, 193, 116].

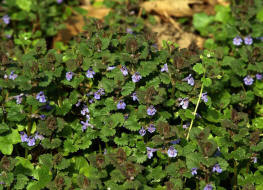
[141, 0, 203, 17]
[53, 6, 110, 46]
[177, 32, 204, 49]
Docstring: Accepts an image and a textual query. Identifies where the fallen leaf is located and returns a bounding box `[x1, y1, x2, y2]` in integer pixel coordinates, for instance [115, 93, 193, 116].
[141, 0, 203, 17]
[53, 5, 110, 46]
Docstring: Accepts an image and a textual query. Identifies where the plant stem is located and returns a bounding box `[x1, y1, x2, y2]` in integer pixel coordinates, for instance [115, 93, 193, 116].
[186, 83, 204, 141]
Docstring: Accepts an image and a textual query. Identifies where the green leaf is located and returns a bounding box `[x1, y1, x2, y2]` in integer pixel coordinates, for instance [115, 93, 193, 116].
[0, 129, 20, 155]
[193, 13, 213, 30]
[253, 117, 263, 129]
[159, 73, 170, 84]
[0, 123, 9, 134]
[16, 0, 32, 11]
[193, 63, 204, 74]
[257, 7, 263, 22]
[201, 77, 212, 87]
[56, 99, 72, 116]
[121, 81, 135, 96]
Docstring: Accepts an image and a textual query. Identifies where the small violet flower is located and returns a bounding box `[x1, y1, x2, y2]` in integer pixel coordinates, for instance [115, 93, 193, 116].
[126, 28, 133, 34]
[204, 184, 213, 190]
[170, 139, 181, 144]
[9, 71, 17, 80]
[233, 36, 243, 46]
[167, 146, 177, 158]
[94, 88, 105, 100]
[201, 92, 208, 103]
[27, 136, 36, 147]
[107, 66, 116, 71]
[147, 124, 156, 133]
[81, 120, 93, 131]
[120, 66, 128, 76]
[66, 71, 74, 81]
[14, 94, 23, 104]
[2, 15, 10, 25]
[139, 127, 146, 136]
[36, 91, 47, 103]
[117, 100, 126, 110]
[244, 36, 253, 45]
[183, 123, 190, 129]
[147, 105, 157, 116]
[86, 68, 95, 78]
[244, 75, 254, 86]
[132, 72, 142, 83]
[256, 74, 262, 80]
[252, 157, 257, 164]
[40, 114, 46, 120]
[57, 0, 63, 3]
[212, 163, 222, 173]
[146, 147, 157, 159]
[81, 106, 89, 116]
[75, 100, 82, 107]
[191, 168, 197, 176]
[161, 64, 168, 72]
[20, 132, 28, 143]
[183, 74, 195, 86]
[179, 98, 189, 109]
[131, 92, 138, 101]
[34, 132, 44, 140]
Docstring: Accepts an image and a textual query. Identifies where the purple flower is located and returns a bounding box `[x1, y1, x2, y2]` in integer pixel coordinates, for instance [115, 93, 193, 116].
[201, 92, 208, 103]
[9, 71, 17, 80]
[252, 157, 257, 164]
[147, 105, 157, 116]
[66, 71, 74, 81]
[212, 164, 222, 173]
[167, 146, 177, 158]
[117, 100, 126, 110]
[34, 132, 44, 140]
[36, 91, 47, 103]
[94, 88, 105, 100]
[81, 120, 93, 131]
[107, 66, 116, 71]
[20, 132, 28, 143]
[139, 127, 146, 137]
[244, 75, 254, 86]
[2, 15, 10, 25]
[139, 127, 146, 136]
[170, 139, 180, 144]
[27, 136, 36, 146]
[89, 99, 94, 104]
[244, 36, 253, 45]
[183, 74, 195, 86]
[14, 94, 23, 104]
[204, 184, 213, 190]
[147, 124, 156, 133]
[191, 168, 197, 176]
[161, 64, 168, 72]
[86, 68, 95, 78]
[146, 147, 157, 159]
[81, 106, 89, 116]
[183, 123, 190, 129]
[131, 92, 138, 101]
[233, 36, 243, 46]
[179, 98, 189, 109]
[57, 0, 63, 3]
[120, 66, 128, 76]
[126, 28, 133, 34]
[132, 72, 142, 83]
[256, 74, 262, 80]
[40, 115, 46, 120]
[76, 100, 82, 107]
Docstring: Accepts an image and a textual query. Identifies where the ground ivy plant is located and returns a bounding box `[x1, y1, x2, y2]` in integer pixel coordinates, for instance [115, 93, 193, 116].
[0, 5, 263, 190]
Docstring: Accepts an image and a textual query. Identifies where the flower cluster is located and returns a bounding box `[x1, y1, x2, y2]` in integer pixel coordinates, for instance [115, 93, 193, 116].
[233, 36, 253, 46]
[20, 132, 44, 147]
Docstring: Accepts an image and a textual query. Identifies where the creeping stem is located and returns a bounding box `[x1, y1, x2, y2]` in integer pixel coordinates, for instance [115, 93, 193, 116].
[186, 82, 204, 141]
